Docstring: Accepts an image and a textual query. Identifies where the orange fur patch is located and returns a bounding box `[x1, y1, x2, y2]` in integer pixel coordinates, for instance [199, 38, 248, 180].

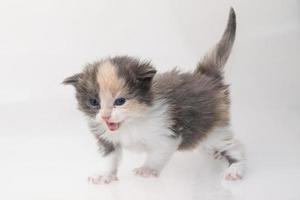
[96, 61, 149, 117]
[122, 99, 149, 113]
[96, 61, 126, 110]
[97, 61, 125, 97]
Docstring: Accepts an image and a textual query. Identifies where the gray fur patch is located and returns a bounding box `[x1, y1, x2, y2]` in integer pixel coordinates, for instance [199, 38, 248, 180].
[153, 70, 230, 150]
[221, 150, 238, 165]
[66, 64, 100, 118]
[195, 7, 236, 78]
[111, 56, 156, 105]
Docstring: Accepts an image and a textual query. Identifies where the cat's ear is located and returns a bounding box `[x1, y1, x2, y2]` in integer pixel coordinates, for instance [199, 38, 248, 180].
[62, 73, 82, 86]
[136, 62, 157, 81]
[134, 62, 156, 92]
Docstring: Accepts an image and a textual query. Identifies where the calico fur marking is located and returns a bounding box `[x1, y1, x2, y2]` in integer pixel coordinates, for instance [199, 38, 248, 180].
[63, 8, 245, 183]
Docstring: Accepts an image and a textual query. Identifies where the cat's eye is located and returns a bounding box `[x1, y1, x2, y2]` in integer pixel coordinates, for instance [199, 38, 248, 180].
[114, 97, 126, 106]
[88, 98, 100, 108]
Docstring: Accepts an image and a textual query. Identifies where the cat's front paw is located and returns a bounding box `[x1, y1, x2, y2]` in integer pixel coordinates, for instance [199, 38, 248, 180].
[133, 166, 159, 178]
[87, 174, 118, 185]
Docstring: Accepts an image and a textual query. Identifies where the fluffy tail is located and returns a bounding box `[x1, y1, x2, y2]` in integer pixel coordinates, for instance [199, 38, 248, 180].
[195, 8, 236, 77]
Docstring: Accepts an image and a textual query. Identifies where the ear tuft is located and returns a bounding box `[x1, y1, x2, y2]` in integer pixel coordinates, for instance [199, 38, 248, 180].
[136, 62, 157, 80]
[62, 73, 82, 85]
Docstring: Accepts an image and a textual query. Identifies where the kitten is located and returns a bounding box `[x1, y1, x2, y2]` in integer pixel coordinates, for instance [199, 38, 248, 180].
[63, 8, 245, 184]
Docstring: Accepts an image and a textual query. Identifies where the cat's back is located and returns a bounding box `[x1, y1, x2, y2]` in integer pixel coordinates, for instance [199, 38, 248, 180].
[152, 69, 230, 150]
[152, 69, 225, 103]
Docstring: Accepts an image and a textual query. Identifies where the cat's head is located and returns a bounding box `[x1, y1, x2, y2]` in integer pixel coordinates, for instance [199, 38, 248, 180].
[63, 56, 156, 132]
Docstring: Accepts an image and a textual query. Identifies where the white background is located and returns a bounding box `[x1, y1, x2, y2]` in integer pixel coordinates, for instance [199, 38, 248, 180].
[0, 0, 300, 199]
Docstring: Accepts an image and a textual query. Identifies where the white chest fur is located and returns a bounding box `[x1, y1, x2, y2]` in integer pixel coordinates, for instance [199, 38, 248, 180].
[98, 101, 175, 152]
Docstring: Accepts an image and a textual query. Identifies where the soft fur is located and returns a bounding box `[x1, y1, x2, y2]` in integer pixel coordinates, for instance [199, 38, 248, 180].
[64, 8, 245, 184]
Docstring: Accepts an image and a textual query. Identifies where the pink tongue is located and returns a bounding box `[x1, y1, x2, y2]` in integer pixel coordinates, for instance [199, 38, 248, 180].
[107, 122, 119, 131]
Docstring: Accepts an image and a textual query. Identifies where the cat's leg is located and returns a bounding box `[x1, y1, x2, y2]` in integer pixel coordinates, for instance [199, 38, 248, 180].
[204, 126, 246, 181]
[88, 142, 121, 185]
[133, 136, 181, 178]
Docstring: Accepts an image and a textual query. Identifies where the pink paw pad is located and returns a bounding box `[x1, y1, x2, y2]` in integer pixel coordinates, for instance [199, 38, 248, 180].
[225, 173, 242, 181]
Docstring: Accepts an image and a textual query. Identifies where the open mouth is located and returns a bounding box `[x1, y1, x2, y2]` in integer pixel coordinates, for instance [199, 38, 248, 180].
[106, 122, 121, 132]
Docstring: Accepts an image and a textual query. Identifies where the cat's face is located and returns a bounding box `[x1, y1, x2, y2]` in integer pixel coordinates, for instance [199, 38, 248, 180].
[63, 56, 156, 132]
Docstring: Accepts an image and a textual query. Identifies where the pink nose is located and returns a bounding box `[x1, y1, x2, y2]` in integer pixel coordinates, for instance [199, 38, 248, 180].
[101, 116, 110, 121]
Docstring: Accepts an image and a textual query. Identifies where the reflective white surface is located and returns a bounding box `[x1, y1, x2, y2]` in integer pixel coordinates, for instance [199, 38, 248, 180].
[0, 0, 299, 199]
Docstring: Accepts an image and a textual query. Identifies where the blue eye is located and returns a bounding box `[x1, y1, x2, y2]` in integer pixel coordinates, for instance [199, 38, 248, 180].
[88, 98, 100, 107]
[114, 97, 126, 106]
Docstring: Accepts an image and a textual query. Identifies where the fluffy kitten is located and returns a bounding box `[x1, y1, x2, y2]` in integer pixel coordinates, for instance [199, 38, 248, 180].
[63, 8, 245, 184]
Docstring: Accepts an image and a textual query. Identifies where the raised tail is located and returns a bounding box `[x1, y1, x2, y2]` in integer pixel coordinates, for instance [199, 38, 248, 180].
[195, 8, 236, 77]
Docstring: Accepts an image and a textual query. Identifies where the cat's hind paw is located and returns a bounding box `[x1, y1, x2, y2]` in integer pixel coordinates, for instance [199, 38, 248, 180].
[224, 162, 245, 181]
[87, 174, 118, 185]
[133, 166, 159, 178]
